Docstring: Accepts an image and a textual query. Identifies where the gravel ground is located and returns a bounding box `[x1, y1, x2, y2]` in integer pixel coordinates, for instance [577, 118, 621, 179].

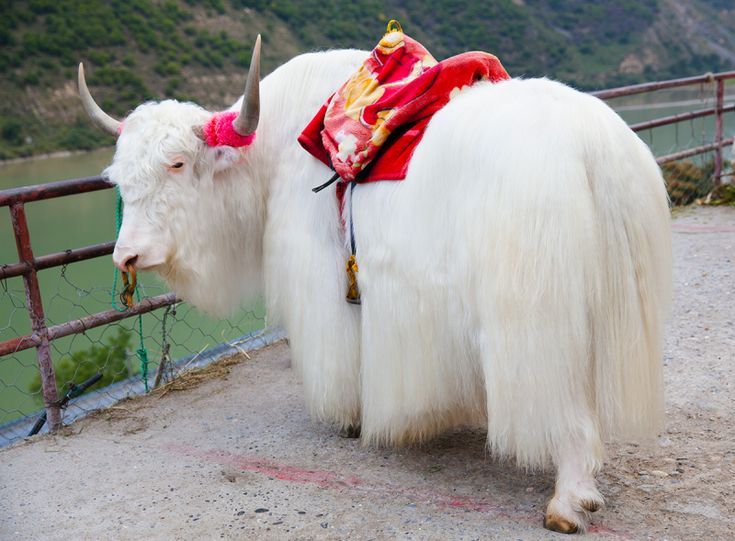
[1, 205, 733, 541]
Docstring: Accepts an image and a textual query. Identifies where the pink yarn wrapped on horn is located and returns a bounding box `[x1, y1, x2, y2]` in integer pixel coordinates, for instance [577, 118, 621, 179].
[202, 111, 256, 147]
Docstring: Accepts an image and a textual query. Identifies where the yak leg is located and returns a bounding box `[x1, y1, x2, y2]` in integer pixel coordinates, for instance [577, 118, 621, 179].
[544, 441, 605, 534]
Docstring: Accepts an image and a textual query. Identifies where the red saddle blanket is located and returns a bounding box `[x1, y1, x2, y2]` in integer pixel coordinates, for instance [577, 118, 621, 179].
[298, 24, 510, 187]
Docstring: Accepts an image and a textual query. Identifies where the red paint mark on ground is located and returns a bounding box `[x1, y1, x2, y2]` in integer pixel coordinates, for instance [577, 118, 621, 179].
[196, 446, 364, 488]
[672, 224, 735, 234]
[165, 443, 631, 538]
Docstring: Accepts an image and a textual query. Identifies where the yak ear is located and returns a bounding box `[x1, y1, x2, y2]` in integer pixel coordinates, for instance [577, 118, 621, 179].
[212, 146, 242, 174]
[192, 124, 206, 140]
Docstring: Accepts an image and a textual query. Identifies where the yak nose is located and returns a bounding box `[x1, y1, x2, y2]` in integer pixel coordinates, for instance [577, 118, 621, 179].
[112, 246, 138, 272]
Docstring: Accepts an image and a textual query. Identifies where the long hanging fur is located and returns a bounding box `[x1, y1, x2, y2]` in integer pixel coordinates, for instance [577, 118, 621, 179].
[109, 49, 671, 470]
[260, 58, 670, 468]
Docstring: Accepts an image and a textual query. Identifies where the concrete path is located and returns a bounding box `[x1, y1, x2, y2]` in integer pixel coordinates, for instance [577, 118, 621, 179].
[1, 206, 734, 541]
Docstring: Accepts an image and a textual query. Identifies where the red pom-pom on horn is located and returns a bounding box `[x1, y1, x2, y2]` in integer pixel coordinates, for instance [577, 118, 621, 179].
[203, 111, 256, 147]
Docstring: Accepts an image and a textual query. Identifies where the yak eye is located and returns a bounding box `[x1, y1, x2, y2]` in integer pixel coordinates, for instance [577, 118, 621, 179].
[171, 162, 184, 169]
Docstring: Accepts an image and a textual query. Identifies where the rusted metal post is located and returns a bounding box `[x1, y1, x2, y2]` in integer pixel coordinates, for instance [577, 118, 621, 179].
[0, 241, 116, 280]
[0, 175, 112, 206]
[0, 295, 179, 356]
[9, 203, 61, 430]
[629, 104, 735, 133]
[714, 78, 725, 188]
[657, 136, 735, 165]
[591, 70, 735, 100]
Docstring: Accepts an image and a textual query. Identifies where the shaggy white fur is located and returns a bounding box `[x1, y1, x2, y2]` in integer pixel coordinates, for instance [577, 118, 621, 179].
[103, 48, 671, 533]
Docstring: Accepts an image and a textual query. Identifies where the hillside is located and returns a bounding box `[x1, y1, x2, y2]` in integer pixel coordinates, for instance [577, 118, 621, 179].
[1, 0, 734, 159]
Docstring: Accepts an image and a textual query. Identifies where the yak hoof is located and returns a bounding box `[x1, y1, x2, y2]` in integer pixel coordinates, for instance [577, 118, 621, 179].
[544, 488, 604, 534]
[338, 424, 361, 439]
[543, 513, 579, 534]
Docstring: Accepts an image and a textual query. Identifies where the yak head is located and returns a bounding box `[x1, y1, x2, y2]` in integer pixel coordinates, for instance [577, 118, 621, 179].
[79, 37, 266, 316]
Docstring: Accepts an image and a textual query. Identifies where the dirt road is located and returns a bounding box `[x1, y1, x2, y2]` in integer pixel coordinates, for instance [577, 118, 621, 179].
[1, 206, 733, 540]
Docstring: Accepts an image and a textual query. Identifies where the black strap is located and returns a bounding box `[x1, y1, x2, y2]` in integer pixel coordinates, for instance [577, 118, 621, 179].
[349, 181, 357, 255]
[312, 172, 340, 193]
[311, 171, 357, 255]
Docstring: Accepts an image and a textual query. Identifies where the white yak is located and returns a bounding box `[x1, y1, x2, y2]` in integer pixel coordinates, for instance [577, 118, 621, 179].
[79, 36, 671, 533]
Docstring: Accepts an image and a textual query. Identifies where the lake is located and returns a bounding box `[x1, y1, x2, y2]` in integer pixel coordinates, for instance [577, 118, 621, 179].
[1, 88, 733, 425]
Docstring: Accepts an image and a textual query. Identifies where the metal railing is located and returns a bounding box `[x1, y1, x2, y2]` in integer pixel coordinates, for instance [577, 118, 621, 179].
[0, 175, 178, 432]
[592, 70, 735, 183]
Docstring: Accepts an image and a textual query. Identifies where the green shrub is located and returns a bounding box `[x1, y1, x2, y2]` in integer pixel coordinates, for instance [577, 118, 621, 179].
[21, 70, 41, 85]
[91, 66, 150, 111]
[1, 119, 23, 145]
[59, 120, 104, 150]
[154, 60, 180, 77]
[27, 0, 60, 15]
[234, 50, 252, 68]
[165, 76, 182, 94]
[0, 27, 15, 47]
[28, 327, 136, 399]
[37, 57, 56, 70]
[710, 183, 735, 206]
[661, 160, 716, 206]
[88, 50, 113, 65]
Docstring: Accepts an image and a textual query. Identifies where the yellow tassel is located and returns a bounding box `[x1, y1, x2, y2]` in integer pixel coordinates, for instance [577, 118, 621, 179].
[346, 254, 361, 304]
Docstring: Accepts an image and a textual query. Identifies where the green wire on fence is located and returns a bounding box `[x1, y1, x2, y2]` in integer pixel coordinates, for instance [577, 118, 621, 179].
[111, 190, 125, 313]
[111, 188, 150, 392]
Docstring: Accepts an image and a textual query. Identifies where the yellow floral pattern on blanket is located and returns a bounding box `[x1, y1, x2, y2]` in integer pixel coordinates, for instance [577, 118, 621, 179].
[333, 26, 439, 170]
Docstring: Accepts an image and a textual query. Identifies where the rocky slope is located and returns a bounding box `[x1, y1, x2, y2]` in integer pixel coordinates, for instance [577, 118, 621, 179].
[1, 0, 733, 159]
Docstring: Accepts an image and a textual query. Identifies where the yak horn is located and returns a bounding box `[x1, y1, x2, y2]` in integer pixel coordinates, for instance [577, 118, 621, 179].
[232, 34, 261, 136]
[78, 63, 121, 136]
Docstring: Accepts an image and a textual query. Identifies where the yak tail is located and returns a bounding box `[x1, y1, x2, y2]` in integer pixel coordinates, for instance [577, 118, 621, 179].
[585, 109, 672, 440]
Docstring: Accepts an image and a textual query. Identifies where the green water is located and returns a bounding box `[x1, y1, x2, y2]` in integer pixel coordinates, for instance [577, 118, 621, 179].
[0, 148, 265, 424]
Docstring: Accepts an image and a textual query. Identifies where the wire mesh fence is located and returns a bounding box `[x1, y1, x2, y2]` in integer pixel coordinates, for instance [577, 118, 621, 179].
[603, 77, 735, 205]
[0, 176, 277, 447]
[0, 256, 271, 446]
[635, 104, 735, 205]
